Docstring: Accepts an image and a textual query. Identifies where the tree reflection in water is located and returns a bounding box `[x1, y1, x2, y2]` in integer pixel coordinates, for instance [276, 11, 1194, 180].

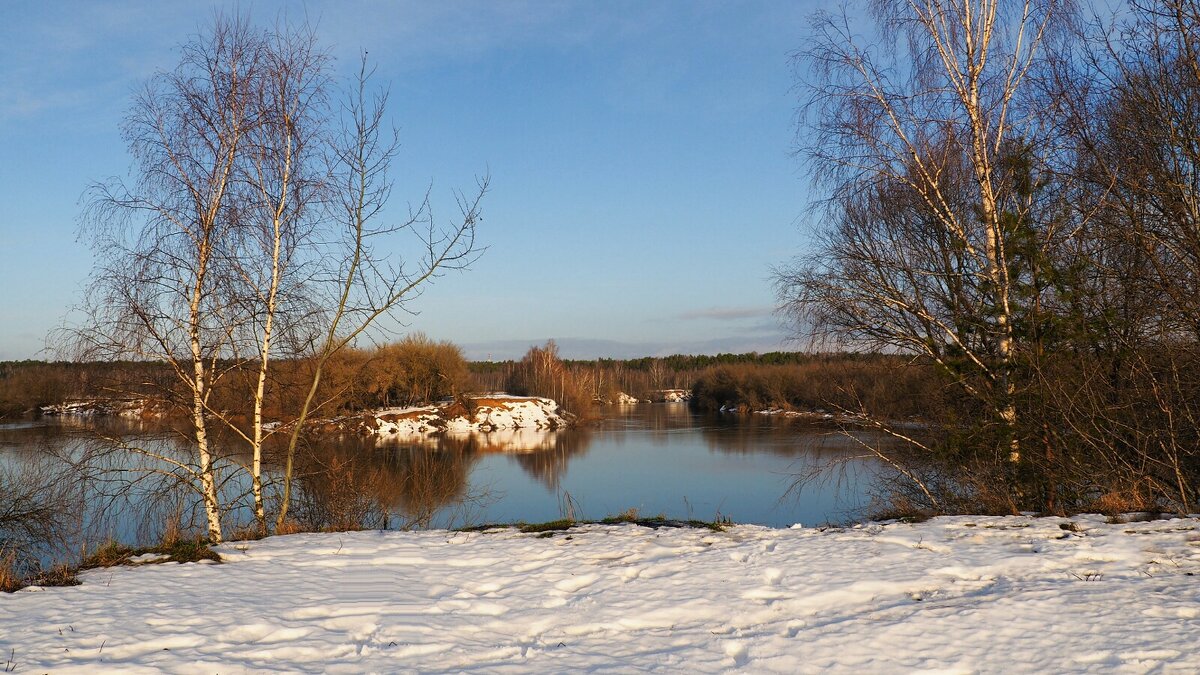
[506, 429, 592, 491]
[640, 403, 698, 437]
[699, 414, 898, 459]
[295, 427, 594, 529]
[293, 438, 478, 531]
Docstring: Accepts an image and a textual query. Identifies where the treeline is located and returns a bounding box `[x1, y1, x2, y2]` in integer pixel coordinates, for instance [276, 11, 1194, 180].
[471, 346, 934, 420]
[690, 356, 937, 419]
[0, 334, 470, 423]
[0, 361, 174, 419]
[3, 344, 932, 423]
[472, 348, 827, 396]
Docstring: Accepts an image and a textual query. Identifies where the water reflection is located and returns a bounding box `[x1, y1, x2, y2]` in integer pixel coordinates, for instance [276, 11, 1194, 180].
[2, 404, 884, 571]
[699, 414, 896, 459]
[637, 402, 698, 447]
[333, 428, 594, 509]
[292, 439, 478, 530]
[374, 427, 565, 454]
[506, 429, 591, 491]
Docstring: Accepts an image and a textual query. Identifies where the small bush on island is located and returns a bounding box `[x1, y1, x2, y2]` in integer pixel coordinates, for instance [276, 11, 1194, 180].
[354, 334, 470, 408]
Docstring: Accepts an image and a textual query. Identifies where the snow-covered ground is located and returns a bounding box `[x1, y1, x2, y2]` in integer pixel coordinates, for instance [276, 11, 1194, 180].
[2, 515, 1199, 673]
[308, 396, 567, 443]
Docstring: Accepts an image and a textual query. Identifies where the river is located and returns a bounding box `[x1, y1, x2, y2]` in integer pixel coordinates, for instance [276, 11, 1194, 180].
[0, 403, 885, 568]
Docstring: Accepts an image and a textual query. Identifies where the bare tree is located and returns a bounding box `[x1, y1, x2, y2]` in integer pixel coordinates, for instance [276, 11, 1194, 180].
[782, 0, 1070, 469]
[274, 59, 487, 528]
[70, 14, 487, 540]
[1038, 0, 1200, 512]
[73, 15, 269, 542]
[1, 458, 80, 579]
[218, 23, 330, 533]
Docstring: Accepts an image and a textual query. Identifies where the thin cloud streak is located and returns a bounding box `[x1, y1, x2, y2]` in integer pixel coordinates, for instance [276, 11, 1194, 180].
[677, 306, 775, 321]
[460, 333, 791, 361]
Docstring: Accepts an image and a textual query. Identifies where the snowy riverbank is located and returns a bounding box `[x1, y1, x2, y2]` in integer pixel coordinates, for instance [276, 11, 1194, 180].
[303, 395, 568, 441]
[2, 514, 1199, 672]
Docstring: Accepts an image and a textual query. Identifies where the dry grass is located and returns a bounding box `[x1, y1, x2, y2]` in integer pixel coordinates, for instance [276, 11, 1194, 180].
[1, 548, 80, 593]
[0, 549, 19, 593]
[273, 519, 305, 536]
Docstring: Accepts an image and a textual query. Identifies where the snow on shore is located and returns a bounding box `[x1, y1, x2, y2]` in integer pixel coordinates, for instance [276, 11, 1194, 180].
[309, 395, 567, 443]
[650, 388, 692, 403]
[39, 399, 157, 419]
[3, 514, 1198, 673]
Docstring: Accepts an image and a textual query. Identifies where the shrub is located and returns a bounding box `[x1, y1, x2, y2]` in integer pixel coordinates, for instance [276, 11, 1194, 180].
[362, 333, 469, 407]
[506, 341, 595, 418]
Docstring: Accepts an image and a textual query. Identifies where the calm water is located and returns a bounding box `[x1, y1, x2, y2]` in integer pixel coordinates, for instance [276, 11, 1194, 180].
[0, 404, 885, 566]
[449, 404, 883, 527]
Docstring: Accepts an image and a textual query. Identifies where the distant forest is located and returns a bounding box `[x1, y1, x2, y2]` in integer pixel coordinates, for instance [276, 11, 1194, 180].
[0, 346, 927, 423]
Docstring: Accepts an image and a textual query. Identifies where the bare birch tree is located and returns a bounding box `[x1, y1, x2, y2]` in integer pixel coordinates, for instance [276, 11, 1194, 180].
[74, 16, 268, 542]
[782, 0, 1070, 467]
[219, 23, 330, 533]
[72, 13, 487, 539]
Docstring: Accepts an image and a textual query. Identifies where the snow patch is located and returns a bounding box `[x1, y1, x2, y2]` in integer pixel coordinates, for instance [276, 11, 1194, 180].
[40, 398, 160, 418]
[360, 396, 566, 442]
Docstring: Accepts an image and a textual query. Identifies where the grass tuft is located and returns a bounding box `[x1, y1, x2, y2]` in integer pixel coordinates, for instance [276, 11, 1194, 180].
[81, 534, 220, 571]
[461, 512, 733, 537]
[29, 564, 80, 588]
[518, 519, 575, 534]
[82, 539, 134, 568]
[274, 520, 305, 536]
[1, 556, 80, 593]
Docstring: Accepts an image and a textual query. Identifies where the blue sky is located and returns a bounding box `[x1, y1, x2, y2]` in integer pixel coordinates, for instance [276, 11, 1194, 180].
[0, 0, 821, 360]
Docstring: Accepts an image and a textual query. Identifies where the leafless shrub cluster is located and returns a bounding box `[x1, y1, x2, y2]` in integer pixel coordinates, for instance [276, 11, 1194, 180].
[689, 357, 939, 419]
[505, 341, 598, 419]
[344, 333, 470, 409]
[0, 456, 81, 583]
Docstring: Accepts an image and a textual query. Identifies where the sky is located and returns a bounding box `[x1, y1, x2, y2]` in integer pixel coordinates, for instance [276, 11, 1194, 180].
[0, 0, 822, 361]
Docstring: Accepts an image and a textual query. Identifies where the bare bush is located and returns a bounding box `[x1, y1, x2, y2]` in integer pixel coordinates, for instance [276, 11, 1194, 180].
[0, 457, 81, 580]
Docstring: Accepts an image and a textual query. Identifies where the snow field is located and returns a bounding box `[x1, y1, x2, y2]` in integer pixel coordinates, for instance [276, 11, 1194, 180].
[1, 515, 1198, 673]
